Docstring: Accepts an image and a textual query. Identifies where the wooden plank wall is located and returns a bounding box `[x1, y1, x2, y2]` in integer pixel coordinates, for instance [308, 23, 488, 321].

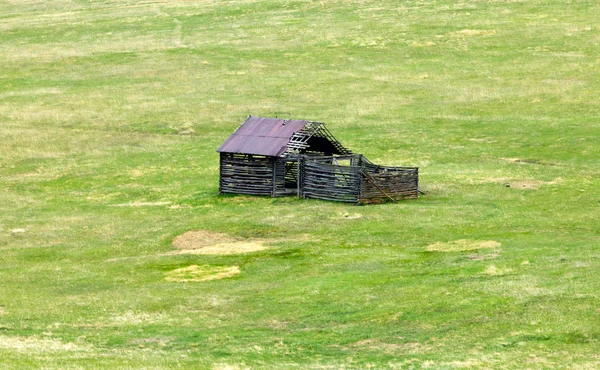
[301, 160, 361, 203]
[360, 167, 419, 204]
[219, 153, 418, 204]
[273, 159, 300, 197]
[219, 153, 275, 196]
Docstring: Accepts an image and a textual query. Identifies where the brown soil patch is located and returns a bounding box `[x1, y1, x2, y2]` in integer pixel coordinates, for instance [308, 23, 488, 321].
[172, 231, 268, 255]
[164, 265, 240, 282]
[174, 242, 267, 255]
[426, 239, 501, 252]
[173, 230, 237, 250]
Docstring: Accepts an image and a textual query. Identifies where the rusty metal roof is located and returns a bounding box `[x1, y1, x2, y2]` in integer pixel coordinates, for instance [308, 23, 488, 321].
[217, 116, 309, 156]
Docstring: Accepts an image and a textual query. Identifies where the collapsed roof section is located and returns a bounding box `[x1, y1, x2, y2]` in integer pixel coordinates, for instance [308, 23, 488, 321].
[216, 116, 350, 157]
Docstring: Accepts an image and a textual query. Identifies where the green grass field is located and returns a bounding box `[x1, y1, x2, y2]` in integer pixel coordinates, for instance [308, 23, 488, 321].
[1, 0, 599, 368]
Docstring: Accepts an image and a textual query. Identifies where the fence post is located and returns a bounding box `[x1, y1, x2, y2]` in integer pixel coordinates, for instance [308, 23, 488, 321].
[297, 157, 304, 198]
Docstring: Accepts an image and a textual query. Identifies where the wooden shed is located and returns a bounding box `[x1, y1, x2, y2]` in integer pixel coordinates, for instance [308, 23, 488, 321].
[217, 116, 419, 204]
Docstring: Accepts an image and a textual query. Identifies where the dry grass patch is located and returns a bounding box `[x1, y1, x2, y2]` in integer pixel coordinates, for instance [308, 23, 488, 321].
[347, 339, 430, 354]
[174, 242, 268, 255]
[483, 265, 512, 276]
[426, 239, 501, 252]
[110, 311, 166, 325]
[336, 212, 363, 220]
[470, 174, 562, 190]
[111, 201, 171, 207]
[442, 359, 484, 368]
[171, 230, 268, 255]
[507, 177, 562, 190]
[172, 230, 236, 250]
[480, 276, 554, 300]
[507, 180, 544, 190]
[452, 29, 496, 36]
[0, 335, 84, 352]
[212, 364, 250, 370]
[164, 265, 240, 282]
[467, 252, 500, 261]
[410, 41, 436, 47]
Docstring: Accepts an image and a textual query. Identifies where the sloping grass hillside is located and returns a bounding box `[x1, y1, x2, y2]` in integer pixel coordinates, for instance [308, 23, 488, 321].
[1, 0, 599, 368]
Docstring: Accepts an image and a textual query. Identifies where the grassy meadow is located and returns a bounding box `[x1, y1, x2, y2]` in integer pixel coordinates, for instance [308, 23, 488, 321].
[1, 0, 599, 368]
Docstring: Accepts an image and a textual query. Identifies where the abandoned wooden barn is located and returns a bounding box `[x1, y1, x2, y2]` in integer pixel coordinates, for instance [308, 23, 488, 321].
[217, 116, 419, 204]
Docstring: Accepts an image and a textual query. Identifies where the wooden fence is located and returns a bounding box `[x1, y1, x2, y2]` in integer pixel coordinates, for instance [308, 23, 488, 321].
[219, 153, 418, 204]
[300, 155, 418, 204]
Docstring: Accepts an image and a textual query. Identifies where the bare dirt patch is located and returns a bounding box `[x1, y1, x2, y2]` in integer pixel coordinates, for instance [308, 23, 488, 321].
[426, 239, 501, 252]
[172, 230, 236, 249]
[175, 242, 268, 255]
[171, 230, 268, 255]
[164, 265, 240, 282]
[0, 307, 7, 315]
[106, 231, 271, 262]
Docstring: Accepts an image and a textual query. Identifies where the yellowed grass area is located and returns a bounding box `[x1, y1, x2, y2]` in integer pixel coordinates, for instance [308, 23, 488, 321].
[164, 265, 240, 282]
[347, 339, 430, 354]
[110, 311, 166, 325]
[171, 230, 268, 255]
[442, 359, 484, 368]
[212, 364, 249, 370]
[452, 29, 497, 36]
[337, 212, 363, 220]
[467, 252, 500, 261]
[426, 239, 501, 252]
[481, 276, 554, 300]
[467, 174, 562, 190]
[0, 335, 84, 352]
[483, 265, 512, 276]
[174, 242, 267, 256]
[410, 41, 436, 47]
[172, 230, 236, 249]
[111, 201, 171, 207]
